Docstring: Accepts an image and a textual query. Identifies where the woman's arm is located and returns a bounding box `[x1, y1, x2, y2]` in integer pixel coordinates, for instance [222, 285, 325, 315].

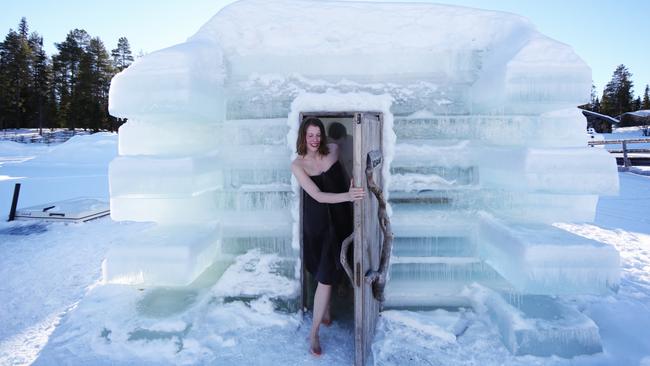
[291, 161, 364, 204]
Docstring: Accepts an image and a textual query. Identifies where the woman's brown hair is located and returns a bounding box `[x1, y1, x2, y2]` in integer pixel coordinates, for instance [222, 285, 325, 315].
[297, 117, 330, 156]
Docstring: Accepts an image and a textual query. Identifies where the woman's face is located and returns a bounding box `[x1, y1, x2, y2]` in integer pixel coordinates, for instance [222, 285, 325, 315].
[305, 125, 321, 153]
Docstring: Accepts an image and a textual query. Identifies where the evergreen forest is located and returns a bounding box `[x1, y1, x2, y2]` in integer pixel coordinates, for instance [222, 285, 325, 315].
[0, 18, 133, 132]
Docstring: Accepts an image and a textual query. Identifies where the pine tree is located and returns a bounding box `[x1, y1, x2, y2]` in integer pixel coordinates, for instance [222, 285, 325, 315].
[0, 33, 16, 129]
[0, 18, 34, 129]
[18, 17, 28, 39]
[111, 37, 134, 71]
[52, 29, 90, 130]
[91, 38, 115, 130]
[76, 37, 113, 131]
[632, 96, 641, 112]
[28, 33, 53, 132]
[642, 85, 650, 110]
[600, 64, 635, 117]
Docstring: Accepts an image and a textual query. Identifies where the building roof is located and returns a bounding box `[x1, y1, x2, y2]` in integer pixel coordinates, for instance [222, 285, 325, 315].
[581, 109, 619, 124]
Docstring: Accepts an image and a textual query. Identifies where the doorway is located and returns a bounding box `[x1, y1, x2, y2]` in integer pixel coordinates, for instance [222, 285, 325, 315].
[298, 112, 356, 324]
[297, 111, 385, 366]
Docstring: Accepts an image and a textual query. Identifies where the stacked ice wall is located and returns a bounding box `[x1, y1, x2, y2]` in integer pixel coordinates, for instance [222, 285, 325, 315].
[106, 0, 619, 355]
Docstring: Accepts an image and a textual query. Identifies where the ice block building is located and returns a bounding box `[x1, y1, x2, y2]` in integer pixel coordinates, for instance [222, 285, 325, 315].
[105, 0, 619, 359]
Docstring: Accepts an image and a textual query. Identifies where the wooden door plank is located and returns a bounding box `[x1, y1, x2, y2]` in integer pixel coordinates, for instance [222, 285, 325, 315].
[353, 112, 364, 366]
[354, 112, 383, 366]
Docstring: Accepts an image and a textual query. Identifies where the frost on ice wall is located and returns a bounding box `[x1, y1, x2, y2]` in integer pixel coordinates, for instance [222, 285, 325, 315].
[106, 0, 618, 325]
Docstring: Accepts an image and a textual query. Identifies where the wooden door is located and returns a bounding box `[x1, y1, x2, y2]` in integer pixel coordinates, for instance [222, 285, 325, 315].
[352, 112, 383, 366]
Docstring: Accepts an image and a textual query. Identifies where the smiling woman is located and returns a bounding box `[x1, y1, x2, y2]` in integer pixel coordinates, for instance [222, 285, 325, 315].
[290, 117, 361, 355]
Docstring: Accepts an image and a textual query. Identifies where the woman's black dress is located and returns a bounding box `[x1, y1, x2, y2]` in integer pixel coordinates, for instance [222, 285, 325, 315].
[303, 161, 353, 285]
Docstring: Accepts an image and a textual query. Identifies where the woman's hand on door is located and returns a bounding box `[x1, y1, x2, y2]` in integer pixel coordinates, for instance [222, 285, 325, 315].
[348, 179, 365, 201]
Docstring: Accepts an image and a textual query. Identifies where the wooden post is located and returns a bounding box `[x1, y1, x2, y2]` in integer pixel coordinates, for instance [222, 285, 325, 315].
[8, 183, 21, 221]
[622, 140, 631, 168]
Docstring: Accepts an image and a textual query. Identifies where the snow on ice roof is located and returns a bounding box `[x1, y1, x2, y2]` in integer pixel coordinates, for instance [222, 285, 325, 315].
[190, 0, 535, 56]
[109, 0, 591, 119]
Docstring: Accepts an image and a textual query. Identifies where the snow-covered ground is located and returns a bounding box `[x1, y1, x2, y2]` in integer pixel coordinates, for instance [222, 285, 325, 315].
[1, 130, 649, 365]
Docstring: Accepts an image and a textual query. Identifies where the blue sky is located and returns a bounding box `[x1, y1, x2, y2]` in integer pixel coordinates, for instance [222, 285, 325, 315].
[2, 0, 648, 97]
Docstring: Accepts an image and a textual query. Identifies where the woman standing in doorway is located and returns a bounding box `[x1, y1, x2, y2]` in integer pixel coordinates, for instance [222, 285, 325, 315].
[291, 117, 364, 356]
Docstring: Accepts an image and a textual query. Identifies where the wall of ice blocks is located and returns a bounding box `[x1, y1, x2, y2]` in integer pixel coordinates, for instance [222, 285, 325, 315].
[106, 0, 619, 309]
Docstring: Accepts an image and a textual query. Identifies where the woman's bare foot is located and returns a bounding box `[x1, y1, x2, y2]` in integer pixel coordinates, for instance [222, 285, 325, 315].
[310, 334, 322, 356]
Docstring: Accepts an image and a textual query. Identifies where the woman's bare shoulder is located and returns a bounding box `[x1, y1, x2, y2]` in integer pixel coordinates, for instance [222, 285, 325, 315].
[292, 156, 309, 172]
[291, 157, 303, 167]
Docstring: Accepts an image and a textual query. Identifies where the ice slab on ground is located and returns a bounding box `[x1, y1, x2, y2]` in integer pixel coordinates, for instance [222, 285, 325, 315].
[102, 224, 219, 286]
[470, 286, 603, 357]
[479, 213, 620, 295]
[384, 278, 507, 309]
[15, 197, 109, 223]
[379, 310, 465, 343]
[211, 249, 299, 300]
[372, 309, 471, 363]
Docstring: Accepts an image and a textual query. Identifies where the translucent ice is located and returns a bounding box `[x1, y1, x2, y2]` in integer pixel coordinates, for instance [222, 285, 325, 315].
[107, 0, 619, 335]
[478, 213, 620, 295]
[102, 224, 220, 286]
[471, 286, 603, 357]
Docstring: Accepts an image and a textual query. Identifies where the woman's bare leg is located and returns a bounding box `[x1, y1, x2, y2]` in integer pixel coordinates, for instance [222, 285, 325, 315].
[323, 301, 332, 325]
[310, 282, 332, 354]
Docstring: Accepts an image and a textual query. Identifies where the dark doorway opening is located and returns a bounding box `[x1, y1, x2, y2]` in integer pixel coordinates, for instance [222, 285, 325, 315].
[298, 112, 356, 323]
